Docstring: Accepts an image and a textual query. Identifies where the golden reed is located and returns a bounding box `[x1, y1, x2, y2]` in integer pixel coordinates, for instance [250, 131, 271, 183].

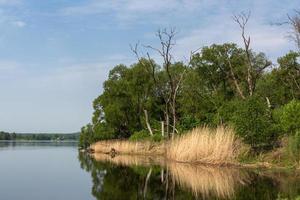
[90, 126, 242, 165]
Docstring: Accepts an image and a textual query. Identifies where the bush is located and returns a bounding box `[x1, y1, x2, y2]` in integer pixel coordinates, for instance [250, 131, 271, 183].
[78, 124, 94, 149]
[230, 97, 278, 150]
[214, 100, 240, 125]
[278, 100, 300, 134]
[151, 133, 163, 142]
[287, 131, 300, 162]
[179, 115, 201, 131]
[93, 123, 116, 141]
[129, 130, 163, 142]
[129, 130, 150, 141]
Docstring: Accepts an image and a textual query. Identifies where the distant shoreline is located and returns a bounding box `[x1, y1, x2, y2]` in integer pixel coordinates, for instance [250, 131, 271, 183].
[0, 140, 78, 142]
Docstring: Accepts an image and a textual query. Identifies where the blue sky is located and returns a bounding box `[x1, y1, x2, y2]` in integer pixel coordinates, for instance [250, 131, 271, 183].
[0, 0, 299, 133]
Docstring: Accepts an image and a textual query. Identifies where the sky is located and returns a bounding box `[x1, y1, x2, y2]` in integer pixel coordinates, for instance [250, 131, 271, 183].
[0, 0, 299, 133]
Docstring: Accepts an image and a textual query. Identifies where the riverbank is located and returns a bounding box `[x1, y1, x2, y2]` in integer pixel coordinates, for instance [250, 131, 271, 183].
[88, 126, 300, 170]
[89, 126, 242, 166]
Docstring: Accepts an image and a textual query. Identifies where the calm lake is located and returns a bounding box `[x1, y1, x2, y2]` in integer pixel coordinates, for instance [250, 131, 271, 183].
[1, 141, 300, 200]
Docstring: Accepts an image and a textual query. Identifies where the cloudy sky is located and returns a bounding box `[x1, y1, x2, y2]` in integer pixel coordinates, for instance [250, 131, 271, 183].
[0, 0, 299, 133]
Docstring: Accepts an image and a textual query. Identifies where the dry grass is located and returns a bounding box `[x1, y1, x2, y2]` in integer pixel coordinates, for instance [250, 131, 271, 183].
[90, 126, 242, 165]
[168, 162, 249, 199]
[166, 126, 240, 165]
[91, 140, 165, 155]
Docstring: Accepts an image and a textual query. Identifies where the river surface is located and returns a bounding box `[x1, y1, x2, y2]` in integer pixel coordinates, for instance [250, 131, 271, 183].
[1, 141, 300, 200]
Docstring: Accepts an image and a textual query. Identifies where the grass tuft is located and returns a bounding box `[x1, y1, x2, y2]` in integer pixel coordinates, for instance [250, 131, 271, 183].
[166, 126, 240, 165]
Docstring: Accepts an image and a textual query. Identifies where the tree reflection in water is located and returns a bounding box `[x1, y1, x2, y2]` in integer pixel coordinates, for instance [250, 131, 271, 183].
[78, 153, 300, 200]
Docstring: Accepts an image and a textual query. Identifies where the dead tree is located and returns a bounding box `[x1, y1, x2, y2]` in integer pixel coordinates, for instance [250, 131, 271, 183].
[222, 48, 246, 99]
[131, 43, 156, 137]
[131, 28, 188, 139]
[233, 11, 254, 97]
[145, 28, 191, 138]
[233, 11, 271, 98]
[144, 28, 178, 138]
[288, 10, 300, 51]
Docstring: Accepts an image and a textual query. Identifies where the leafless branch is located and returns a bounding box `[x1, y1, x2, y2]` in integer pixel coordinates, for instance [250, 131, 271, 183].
[233, 11, 254, 96]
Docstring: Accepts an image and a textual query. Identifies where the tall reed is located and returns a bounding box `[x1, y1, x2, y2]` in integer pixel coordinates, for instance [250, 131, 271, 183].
[90, 126, 241, 165]
[166, 126, 239, 165]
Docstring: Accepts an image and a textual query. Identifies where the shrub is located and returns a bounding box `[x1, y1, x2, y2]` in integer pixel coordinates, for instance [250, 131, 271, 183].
[151, 133, 163, 142]
[230, 97, 278, 150]
[129, 130, 151, 141]
[93, 123, 116, 141]
[214, 100, 240, 124]
[179, 115, 201, 131]
[78, 124, 94, 149]
[287, 131, 300, 162]
[278, 100, 300, 134]
[129, 130, 163, 142]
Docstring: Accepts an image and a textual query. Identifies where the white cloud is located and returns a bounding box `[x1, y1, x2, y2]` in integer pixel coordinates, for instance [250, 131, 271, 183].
[0, 0, 21, 6]
[12, 20, 26, 28]
[174, 11, 294, 62]
[62, 0, 168, 15]
[61, 0, 213, 23]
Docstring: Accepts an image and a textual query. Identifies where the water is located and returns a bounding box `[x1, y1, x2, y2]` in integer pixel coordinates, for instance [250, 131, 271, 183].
[0, 141, 93, 200]
[1, 141, 300, 200]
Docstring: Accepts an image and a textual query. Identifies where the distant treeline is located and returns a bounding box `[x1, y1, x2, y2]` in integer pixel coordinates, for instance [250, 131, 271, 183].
[0, 131, 79, 141]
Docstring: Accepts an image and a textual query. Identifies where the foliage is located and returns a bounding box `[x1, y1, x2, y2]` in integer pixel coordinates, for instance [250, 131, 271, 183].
[79, 124, 94, 149]
[129, 131, 163, 142]
[287, 131, 300, 162]
[278, 100, 300, 134]
[230, 97, 278, 149]
[129, 130, 150, 141]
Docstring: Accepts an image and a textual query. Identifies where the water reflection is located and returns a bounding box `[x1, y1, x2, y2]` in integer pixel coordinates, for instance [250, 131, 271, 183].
[78, 153, 300, 200]
[168, 163, 249, 199]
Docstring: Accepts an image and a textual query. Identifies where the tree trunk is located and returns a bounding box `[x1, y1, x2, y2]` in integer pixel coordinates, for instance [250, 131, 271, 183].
[161, 121, 164, 137]
[171, 97, 176, 140]
[144, 109, 153, 136]
[165, 104, 170, 138]
[227, 56, 246, 99]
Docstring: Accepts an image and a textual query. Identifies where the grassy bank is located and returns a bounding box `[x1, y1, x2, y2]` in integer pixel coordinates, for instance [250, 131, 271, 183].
[89, 125, 300, 169]
[90, 126, 243, 166]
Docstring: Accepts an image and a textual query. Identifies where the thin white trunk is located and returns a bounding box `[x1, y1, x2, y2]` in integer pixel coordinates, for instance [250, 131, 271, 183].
[161, 121, 164, 137]
[144, 109, 153, 136]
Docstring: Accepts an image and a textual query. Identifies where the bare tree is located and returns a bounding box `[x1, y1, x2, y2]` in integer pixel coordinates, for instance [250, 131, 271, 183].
[232, 11, 272, 98]
[144, 28, 178, 138]
[233, 11, 254, 97]
[222, 48, 246, 99]
[131, 28, 189, 138]
[288, 10, 300, 51]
